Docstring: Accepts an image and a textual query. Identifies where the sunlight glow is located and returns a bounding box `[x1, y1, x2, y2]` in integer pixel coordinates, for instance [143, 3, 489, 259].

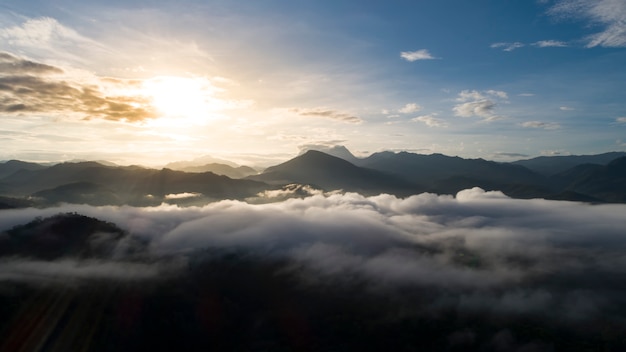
[141, 76, 224, 126]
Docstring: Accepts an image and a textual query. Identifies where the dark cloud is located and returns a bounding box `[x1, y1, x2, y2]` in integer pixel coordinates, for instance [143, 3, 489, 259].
[0, 52, 156, 121]
[291, 108, 362, 123]
[0, 51, 63, 75]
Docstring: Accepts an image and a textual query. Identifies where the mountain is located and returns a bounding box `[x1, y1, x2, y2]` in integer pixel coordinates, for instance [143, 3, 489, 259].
[0, 160, 46, 179]
[0, 195, 34, 209]
[298, 145, 361, 165]
[512, 152, 626, 176]
[248, 150, 423, 196]
[357, 151, 548, 194]
[2, 151, 625, 205]
[178, 163, 257, 178]
[0, 162, 269, 206]
[0, 213, 137, 260]
[164, 155, 239, 169]
[32, 182, 121, 206]
[550, 156, 626, 202]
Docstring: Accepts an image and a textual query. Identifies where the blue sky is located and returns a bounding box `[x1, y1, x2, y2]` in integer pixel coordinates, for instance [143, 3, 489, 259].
[0, 0, 625, 166]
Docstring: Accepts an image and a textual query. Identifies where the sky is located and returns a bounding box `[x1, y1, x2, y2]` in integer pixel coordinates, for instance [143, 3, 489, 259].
[0, 0, 625, 166]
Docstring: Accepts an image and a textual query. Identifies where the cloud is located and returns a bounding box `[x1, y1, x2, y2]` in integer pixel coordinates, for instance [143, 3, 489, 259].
[490, 42, 525, 51]
[533, 40, 568, 47]
[492, 40, 568, 50]
[0, 17, 86, 48]
[0, 17, 111, 65]
[400, 49, 437, 61]
[0, 52, 157, 121]
[559, 106, 575, 111]
[454, 100, 496, 119]
[492, 152, 530, 159]
[616, 117, 626, 123]
[453, 90, 507, 121]
[411, 114, 448, 128]
[164, 192, 202, 200]
[1, 189, 624, 286]
[518, 93, 535, 97]
[485, 90, 508, 99]
[2, 188, 626, 347]
[549, 0, 626, 47]
[520, 121, 561, 130]
[291, 108, 362, 124]
[398, 103, 422, 114]
[0, 52, 63, 75]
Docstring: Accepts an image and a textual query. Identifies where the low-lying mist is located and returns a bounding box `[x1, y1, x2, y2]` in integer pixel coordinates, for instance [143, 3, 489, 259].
[1, 188, 626, 351]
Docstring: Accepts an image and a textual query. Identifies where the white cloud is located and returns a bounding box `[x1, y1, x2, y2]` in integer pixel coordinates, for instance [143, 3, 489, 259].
[1, 189, 626, 292]
[164, 192, 202, 200]
[490, 42, 525, 51]
[533, 40, 568, 47]
[0, 17, 85, 47]
[400, 49, 436, 61]
[520, 121, 561, 130]
[486, 90, 509, 99]
[453, 100, 496, 118]
[398, 103, 422, 114]
[412, 114, 448, 128]
[457, 90, 486, 102]
[559, 106, 575, 111]
[457, 90, 507, 102]
[0, 17, 111, 65]
[453, 90, 507, 121]
[3, 188, 626, 334]
[549, 0, 626, 48]
[616, 117, 626, 123]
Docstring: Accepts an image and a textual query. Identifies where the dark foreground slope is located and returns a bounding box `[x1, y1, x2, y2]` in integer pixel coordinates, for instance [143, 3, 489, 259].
[2, 211, 626, 352]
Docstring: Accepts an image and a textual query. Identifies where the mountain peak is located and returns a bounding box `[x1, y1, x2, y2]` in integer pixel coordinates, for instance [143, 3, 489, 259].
[298, 145, 360, 164]
[274, 150, 357, 171]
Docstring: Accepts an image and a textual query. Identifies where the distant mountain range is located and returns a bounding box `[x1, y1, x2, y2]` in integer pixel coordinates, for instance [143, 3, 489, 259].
[1, 148, 625, 207]
[248, 150, 423, 196]
[0, 161, 268, 207]
[511, 151, 626, 176]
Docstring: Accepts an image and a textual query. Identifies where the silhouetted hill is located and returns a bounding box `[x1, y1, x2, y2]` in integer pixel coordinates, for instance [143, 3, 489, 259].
[0, 213, 138, 260]
[248, 150, 423, 196]
[0, 162, 269, 205]
[512, 152, 626, 176]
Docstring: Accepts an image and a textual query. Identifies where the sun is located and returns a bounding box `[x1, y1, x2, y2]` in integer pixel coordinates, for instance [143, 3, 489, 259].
[140, 76, 224, 126]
